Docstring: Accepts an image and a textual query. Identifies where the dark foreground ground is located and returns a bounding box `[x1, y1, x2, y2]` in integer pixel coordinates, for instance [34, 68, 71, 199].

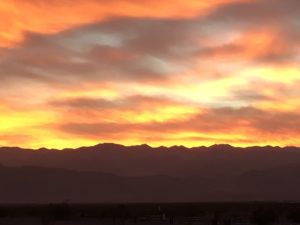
[1, 202, 300, 225]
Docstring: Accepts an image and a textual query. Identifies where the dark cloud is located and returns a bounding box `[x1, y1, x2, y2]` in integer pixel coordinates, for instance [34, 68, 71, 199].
[226, 80, 300, 106]
[56, 106, 300, 142]
[207, 0, 300, 26]
[50, 95, 188, 110]
[193, 0, 300, 65]
[0, 25, 179, 86]
[230, 89, 273, 102]
[0, 32, 94, 85]
[1, 0, 299, 88]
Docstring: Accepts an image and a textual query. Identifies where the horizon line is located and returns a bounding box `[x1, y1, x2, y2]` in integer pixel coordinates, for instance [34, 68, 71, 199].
[1, 142, 300, 151]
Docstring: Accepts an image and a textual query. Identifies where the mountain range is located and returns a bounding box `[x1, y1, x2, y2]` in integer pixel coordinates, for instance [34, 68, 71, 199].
[1, 143, 300, 203]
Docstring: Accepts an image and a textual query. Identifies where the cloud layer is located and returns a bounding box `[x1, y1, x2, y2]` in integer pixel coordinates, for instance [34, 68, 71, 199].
[0, 0, 299, 148]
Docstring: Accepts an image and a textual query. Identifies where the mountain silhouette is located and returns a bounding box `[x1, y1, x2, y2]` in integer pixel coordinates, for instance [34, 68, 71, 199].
[0, 143, 300, 177]
[1, 143, 300, 203]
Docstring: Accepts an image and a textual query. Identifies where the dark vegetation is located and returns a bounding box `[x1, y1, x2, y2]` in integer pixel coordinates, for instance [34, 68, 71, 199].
[0, 202, 300, 224]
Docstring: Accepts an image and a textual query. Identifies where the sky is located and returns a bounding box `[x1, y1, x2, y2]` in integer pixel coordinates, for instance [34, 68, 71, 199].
[0, 0, 299, 149]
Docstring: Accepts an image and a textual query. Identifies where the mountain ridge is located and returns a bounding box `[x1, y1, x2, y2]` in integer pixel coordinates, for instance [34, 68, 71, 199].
[1, 143, 300, 178]
[1, 143, 300, 203]
[1, 143, 294, 151]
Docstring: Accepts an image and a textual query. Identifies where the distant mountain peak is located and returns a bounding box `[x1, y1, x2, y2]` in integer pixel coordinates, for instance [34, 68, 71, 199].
[93, 142, 125, 149]
[210, 144, 234, 149]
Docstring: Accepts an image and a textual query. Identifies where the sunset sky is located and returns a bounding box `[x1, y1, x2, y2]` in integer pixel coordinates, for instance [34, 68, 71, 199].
[0, 0, 299, 149]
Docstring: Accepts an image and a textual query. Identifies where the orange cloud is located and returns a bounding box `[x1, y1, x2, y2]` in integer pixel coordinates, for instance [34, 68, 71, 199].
[0, 0, 246, 47]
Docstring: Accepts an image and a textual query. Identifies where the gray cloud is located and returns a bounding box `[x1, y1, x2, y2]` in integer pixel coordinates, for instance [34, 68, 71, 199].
[50, 94, 189, 111]
[0, 0, 299, 90]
